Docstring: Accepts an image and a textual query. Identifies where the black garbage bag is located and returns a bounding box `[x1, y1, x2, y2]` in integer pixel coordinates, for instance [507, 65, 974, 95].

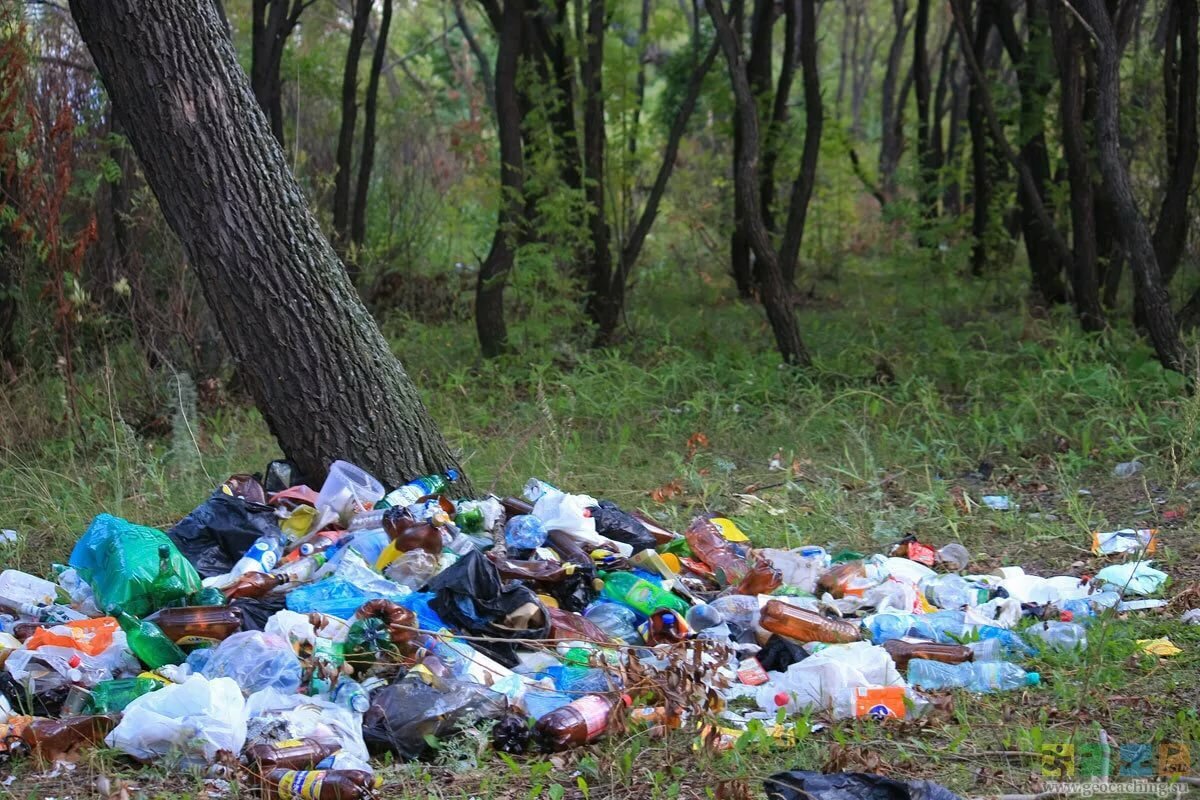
[590, 500, 657, 553]
[764, 771, 963, 800]
[168, 490, 285, 577]
[757, 634, 810, 672]
[0, 673, 67, 717]
[230, 594, 287, 631]
[427, 550, 549, 667]
[362, 677, 505, 760]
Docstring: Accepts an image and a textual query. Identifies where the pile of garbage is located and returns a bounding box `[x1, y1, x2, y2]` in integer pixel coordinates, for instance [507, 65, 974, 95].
[0, 460, 1173, 797]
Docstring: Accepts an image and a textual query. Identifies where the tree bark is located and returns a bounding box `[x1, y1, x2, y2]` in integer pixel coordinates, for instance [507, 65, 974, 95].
[455, 0, 497, 118]
[967, 3, 993, 273]
[759, 0, 794, 237]
[913, 0, 936, 217]
[350, 0, 393, 257]
[332, 0, 373, 265]
[1155, 0, 1198, 284]
[628, 0, 652, 156]
[477, 0, 525, 358]
[1076, 0, 1186, 371]
[779, 0, 823, 285]
[69, 0, 466, 487]
[730, 2, 754, 299]
[879, 0, 910, 200]
[582, 0, 617, 344]
[250, 0, 308, 148]
[707, 0, 813, 367]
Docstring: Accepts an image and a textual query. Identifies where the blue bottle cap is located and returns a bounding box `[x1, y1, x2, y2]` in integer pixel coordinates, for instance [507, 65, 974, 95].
[661, 613, 676, 625]
[445, 468, 460, 482]
[1025, 671, 1041, 686]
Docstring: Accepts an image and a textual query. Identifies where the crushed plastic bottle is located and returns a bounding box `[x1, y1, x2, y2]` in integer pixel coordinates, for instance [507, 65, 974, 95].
[504, 515, 549, 550]
[582, 602, 640, 644]
[907, 659, 1039, 692]
[1026, 621, 1087, 651]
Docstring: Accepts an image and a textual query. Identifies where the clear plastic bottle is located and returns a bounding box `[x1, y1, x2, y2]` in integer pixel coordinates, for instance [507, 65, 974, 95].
[232, 531, 289, 576]
[907, 659, 1040, 692]
[380, 469, 460, 509]
[921, 574, 988, 609]
[684, 603, 723, 632]
[866, 613, 938, 643]
[708, 594, 761, 632]
[1026, 621, 1087, 651]
[504, 515, 549, 550]
[582, 602, 640, 644]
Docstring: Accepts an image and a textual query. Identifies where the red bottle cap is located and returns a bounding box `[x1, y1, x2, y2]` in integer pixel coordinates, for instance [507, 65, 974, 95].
[68, 655, 81, 668]
[620, 693, 633, 707]
[1060, 610, 1074, 622]
[774, 691, 789, 707]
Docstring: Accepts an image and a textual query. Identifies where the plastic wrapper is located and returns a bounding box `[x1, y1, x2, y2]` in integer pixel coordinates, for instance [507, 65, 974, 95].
[764, 770, 962, 800]
[169, 490, 286, 578]
[105, 674, 247, 765]
[69, 514, 202, 616]
[192, 630, 302, 695]
[1093, 561, 1169, 596]
[589, 500, 657, 553]
[427, 550, 549, 667]
[361, 677, 505, 760]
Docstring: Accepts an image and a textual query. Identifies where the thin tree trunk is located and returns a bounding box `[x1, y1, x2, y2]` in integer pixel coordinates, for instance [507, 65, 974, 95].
[760, 0, 796, 238]
[707, 0, 813, 367]
[69, 0, 466, 487]
[477, 0, 525, 357]
[455, 0, 497, 118]
[583, 0, 617, 344]
[250, 0, 307, 148]
[967, 2, 993, 272]
[779, 0, 823, 285]
[628, 0, 652, 156]
[879, 0, 910, 199]
[1155, 0, 1198, 284]
[332, 0, 372, 261]
[350, 0, 393, 261]
[730, 2, 754, 298]
[1077, 0, 1186, 371]
[913, 0, 936, 217]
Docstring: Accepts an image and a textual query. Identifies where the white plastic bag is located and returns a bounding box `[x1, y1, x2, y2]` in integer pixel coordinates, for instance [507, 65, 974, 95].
[1094, 561, 1168, 596]
[106, 674, 246, 764]
[532, 491, 634, 556]
[244, 687, 370, 772]
[756, 642, 903, 715]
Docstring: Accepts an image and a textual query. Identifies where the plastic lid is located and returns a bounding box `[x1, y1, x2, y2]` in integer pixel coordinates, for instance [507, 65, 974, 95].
[68, 655, 81, 668]
[445, 468, 460, 482]
[1060, 610, 1074, 622]
[661, 613, 676, 625]
[1025, 671, 1041, 686]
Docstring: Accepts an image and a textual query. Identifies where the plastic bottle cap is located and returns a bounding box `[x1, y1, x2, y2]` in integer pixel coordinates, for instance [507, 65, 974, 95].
[446, 468, 460, 482]
[620, 693, 633, 707]
[661, 613, 676, 625]
[774, 691, 789, 707]
[68, 655, 81, 668]
[1060, 611, 1074, 622]
[1025, 672, 1041, 686]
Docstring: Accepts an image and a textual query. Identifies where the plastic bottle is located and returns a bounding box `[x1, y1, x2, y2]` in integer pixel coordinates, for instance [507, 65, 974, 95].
[223, 571, 290, 601]
[759, 547, 828, 593]
[262, 768, 380, 800]
[380, 469, 460, 510]
[534, 694, 620, 751]
[683, 518, 749, 586]
[491, 555, 578, 587]
[733, 559, 783, 595]
[599, 572, 689, 616]
[907, 659, 1040, 692]
[330, 677, 370, 713]
[20, 714, 119, 762]
[0, 570, 59, 607]
[921, 574, 989, 609]
[816, 561, 886, 598]
[83, 677, 161, 713]
[246, 738, 342, 771]
[505, 515, 549, 550]
[113, 609, 187, 669]
[966, 638, 1004, 662]
[882, 639, 973, 672]
[453, 497, 503, 534]
[684, 603, 723, 632]
[382, 550, 439, 590]
[379, 509, 443, 555]
[523, 478, 560, 504]
[232, 531, 289, 576]
[1025, 621, 1087, 651]
[282, 530, 352, 564]
[708, 594, 761, 632]
[143, 606, 243, 648]
[583, 603, 640, 644]
[866, 613, 938, 644]
[537, 665, 614, 694]
[271, 553, 328, 584]
[638, 610, 689, 645]
[0, 595, 86, 624]
[759, 599, 862, 644]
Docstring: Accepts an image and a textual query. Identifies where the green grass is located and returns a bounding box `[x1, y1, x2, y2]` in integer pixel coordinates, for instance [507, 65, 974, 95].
[1, 242, 1198, 798]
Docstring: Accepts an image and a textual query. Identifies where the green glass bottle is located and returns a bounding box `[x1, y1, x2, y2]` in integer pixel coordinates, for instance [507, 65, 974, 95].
[87, 677, 161, 713]
[114, 609, 187, 669]
[149, 544, 188, 610]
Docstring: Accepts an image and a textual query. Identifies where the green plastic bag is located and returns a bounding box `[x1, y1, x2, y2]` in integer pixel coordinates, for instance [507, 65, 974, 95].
[69, 514, 202, 616]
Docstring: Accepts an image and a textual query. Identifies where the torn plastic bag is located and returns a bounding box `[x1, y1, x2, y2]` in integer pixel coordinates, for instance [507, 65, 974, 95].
[191, 630, 302, 695]
[361, 676, 504, 761]
[168, 490, 287, 578]
[426, 550, 550, 667]
[244, 687, 370, 772]
[229, 594, 286, 631]
[764, 770, 962, 800]
[105, 674, 246, 765]
[590, 500, 657, 553]
[69, 514, 202, 616]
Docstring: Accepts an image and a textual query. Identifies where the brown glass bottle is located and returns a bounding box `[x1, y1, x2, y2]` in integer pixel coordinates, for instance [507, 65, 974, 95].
[500, 497, 535, 517]
[642, 610, 688, 645]
[20, 714, 119, 763]
[684, 518, 749, 586]
[733, 558, 783, 595]
[544, 530, 595, 570]
[759, 600, 863, 644]
[223, 571, 289, 601]
[245, 738, 341, 770]
[261, 768, 378, 800]
[882, 639, 973, 672]
[144, 606, 243, 647]
[533, 694, 618, 752]
[380, 508, 443, 556]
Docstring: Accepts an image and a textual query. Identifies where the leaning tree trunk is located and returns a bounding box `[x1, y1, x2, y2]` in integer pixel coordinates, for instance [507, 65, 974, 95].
[1077, 0, 1186, 372]
[69, 0, 466, 487]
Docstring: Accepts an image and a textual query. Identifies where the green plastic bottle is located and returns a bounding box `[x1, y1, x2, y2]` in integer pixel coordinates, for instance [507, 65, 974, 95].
[599, 572, 690, 617]
[114, 609, 187, 669]
[87, 677, 161, 713]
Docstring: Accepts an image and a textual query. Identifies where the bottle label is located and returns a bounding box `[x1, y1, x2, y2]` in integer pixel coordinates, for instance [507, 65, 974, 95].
[278, 770, 324, 800]
[573, 695, 612, 741]
[174, 635, 219, 648]
[852, 686, 906, 720]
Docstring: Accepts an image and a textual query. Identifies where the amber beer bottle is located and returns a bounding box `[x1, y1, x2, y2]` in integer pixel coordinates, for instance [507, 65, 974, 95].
[641, 610, 689, 645]
[380, 508, 443, 556]
[534, 694, 621, 752]
[262, 768, 378, 800]
[245, 738, 341, 771]
[500, 496, 535, 517]
[20, 715, 120, 762]
[144, 606, 243, 647]
[882, 639, 973, 672]
[759, 599, 863, 644]
[223, 571, 290, 601]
